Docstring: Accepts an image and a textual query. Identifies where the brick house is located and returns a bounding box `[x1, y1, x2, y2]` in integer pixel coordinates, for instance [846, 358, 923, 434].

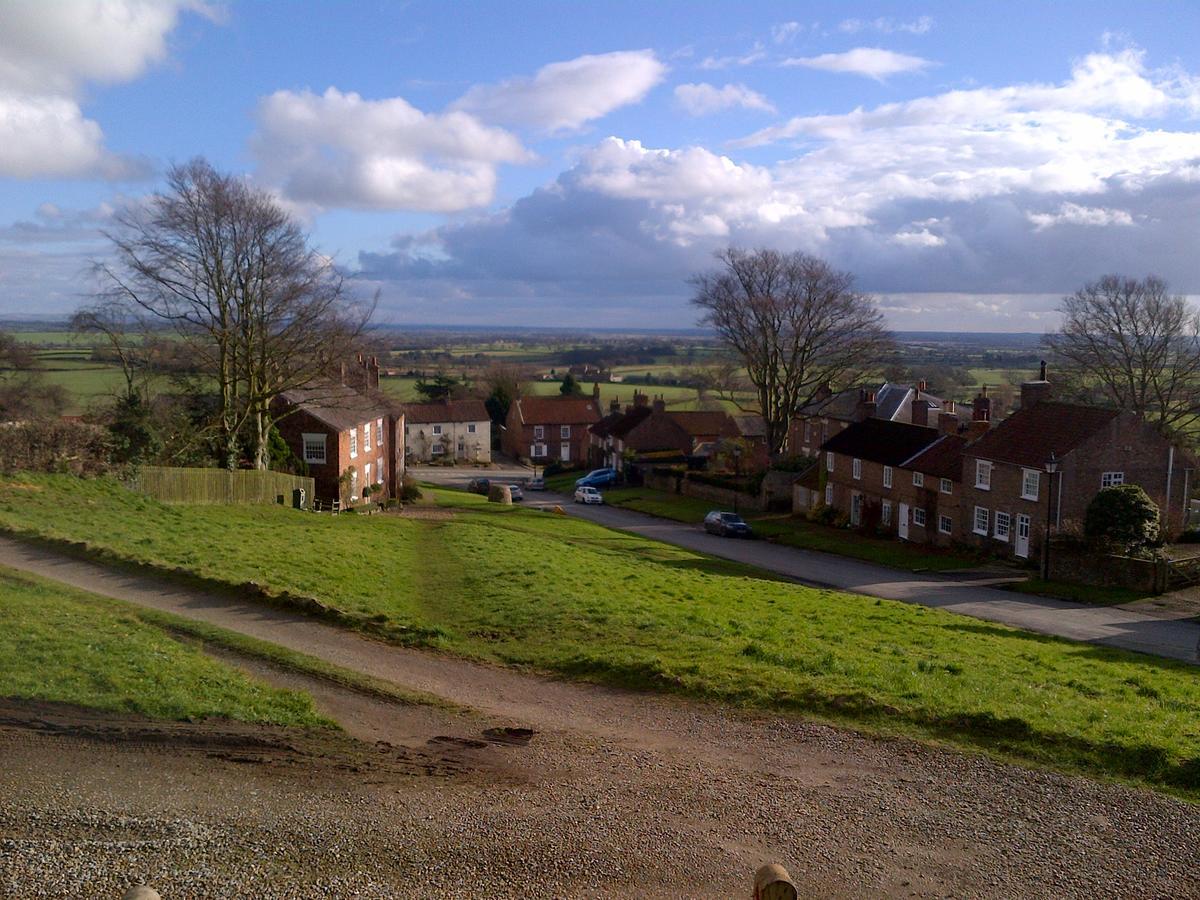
[504, 391, 602, 465]
[959, 384, 1191, 561]
[790, 381, 947, 457]
[273, 381, 403, 506]
[895, 433, 967, 545]
[820, 418, 945, 535]
[402, 399, 492, 463]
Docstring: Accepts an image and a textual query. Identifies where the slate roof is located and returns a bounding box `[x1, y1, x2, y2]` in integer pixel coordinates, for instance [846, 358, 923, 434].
[820, 418, 942, 466]
[514, 395, 602, 426]
[277, 383, 391, 433]
[796, 382, 944, 425]
[589, 410, 626, 438]
[608, 405, 653, 439]
[796, 386, 863, 420]
[402, 399, 489, 424]
[731, 414, 768, 438]
[964, 401, 1124, 468]
[901, 434, 968, 481]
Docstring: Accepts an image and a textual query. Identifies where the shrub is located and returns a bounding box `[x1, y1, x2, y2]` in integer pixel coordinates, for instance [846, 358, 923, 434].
[1084, 484, 1160, 554]
[806, 503, 837, 525]
[399, 474, 422, 503]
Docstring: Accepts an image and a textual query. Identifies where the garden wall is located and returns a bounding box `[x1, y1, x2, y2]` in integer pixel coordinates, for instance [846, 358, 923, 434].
[1047, 540, 1167, 594]
[133, 466, 315, 506]
[643, 468, 765, 512]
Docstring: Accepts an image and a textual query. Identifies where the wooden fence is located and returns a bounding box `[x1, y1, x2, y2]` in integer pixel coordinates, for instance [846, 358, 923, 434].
[133, 466, 315, 506]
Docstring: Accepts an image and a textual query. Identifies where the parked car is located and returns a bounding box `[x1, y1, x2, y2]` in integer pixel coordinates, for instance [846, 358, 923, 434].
[704, 510, 753, 538]
[574, 486, 604, 505]
[526, 476, 546, 491]
[507, 483, 524, 502]
[575, 467, 617, 489]
[467, 478, 491, 495]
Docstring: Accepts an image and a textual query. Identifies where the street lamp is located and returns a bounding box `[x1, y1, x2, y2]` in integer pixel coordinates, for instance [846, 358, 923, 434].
[1042, 452, 1059, 580]
[733, 444, 743, 516]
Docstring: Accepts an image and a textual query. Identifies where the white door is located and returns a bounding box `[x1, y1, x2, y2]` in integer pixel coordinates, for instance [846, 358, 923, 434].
[560, 441, 570, 461]
[1015, 514, 1031, 558]
[898, 502, 909, 540]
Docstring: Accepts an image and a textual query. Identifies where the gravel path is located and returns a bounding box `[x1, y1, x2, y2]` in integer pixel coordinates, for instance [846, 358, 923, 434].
[1, 537, 1199, 897]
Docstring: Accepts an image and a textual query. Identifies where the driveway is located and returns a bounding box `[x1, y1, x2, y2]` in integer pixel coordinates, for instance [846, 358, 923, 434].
[415, 466, 1200, 664]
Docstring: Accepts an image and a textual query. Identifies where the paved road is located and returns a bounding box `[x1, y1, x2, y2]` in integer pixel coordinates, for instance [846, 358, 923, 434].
[413, 464, 1200, 664]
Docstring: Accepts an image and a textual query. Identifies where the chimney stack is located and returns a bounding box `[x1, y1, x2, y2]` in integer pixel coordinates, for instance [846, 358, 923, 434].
[917, 380, 927, 393]
[911, 396, 930, 427]
[1020, 359, 1053, 410]
[652, 396, 666, 413]
[633, 390, 649, 408]
[592, 382, 601, 403]
[972, 385, 992, 423]
[368, 355, 380, 390]
[609, 397, 621, 414]
[937, 400, 958, 436]
[856, 388, 877, 422]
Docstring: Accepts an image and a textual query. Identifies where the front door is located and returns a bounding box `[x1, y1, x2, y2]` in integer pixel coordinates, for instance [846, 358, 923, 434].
[898, 502, 909, 540]
[560, 441, 571, 461]
[1015, 514, 1031, 558]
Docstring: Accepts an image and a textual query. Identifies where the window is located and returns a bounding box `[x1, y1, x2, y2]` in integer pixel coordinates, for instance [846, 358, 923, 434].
[939, 515, 953, 535]
[804, 422, 813, 443]
[376, 419, 383, 446]
[824, 483, 833, 505]
[364, 463, 372, 487]
[883, 466, 893, 488]
[376, 457, 383, 482]
[349, 429, 358, 458]
[1101, 471, 1125, 488]
[852, 458, 862, 480]
[940, 478, 952, 494]
[913, 508, 927, 528]
[560, 425, 571, 439]
[912, 471, 924, 488]
[467, 423, 476, 433]
[975, 460, 992, 490]
[1021, 469, 1040, 501]
[826, 452, 834, 472]
[432, 424, 442, 435]
[363, 423, 371, 453]
[881, 500, 892, 526]
[431, 441, 444, 456]
[995, 511, 1011, 541]
[532, 443, 547, 458]
[534, 425, 545, 440]
[301, 433, 326, 464]
[973, 506, 989, 535]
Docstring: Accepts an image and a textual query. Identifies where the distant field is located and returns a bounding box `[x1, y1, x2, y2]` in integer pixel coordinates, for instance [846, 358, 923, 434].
[967, 367, 1037, 388]
[381, 376, 743, 412]
[8, 331, 92, 346]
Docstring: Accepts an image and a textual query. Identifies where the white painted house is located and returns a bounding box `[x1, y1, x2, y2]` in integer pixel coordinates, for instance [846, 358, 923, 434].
[402, 399, 492, 463]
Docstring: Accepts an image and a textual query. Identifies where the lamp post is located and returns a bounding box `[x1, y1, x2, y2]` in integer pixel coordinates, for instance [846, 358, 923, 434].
[1042, 452, 1059, 580]
[733, 444, 743, 516]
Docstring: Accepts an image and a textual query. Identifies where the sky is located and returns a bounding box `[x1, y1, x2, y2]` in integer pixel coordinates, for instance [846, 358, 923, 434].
[3, 1, 1200, 332]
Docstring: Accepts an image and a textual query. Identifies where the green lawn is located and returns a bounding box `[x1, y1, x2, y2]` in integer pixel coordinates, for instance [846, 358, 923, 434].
[2, 474, 1199, 796]
[0, 564, 327, 726]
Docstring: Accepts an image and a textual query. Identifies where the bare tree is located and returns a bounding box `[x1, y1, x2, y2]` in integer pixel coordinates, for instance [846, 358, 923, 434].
[0, 332, 68, 421]
[1045, 275, 1200, 441]
[71, 298, 147, 401]
[95, 159, 373, 469]
[691, 248, 892, 456]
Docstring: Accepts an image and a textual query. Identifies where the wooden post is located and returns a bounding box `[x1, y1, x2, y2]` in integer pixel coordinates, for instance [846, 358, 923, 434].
[754, 863, 797, 900]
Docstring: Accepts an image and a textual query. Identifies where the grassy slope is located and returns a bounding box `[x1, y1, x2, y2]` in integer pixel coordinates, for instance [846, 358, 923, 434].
[0, 565, 327, 726]
[2, 475, 1199, 794]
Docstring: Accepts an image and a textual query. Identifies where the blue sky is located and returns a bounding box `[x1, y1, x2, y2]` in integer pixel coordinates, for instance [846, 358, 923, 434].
[3, 1, 1200, 331]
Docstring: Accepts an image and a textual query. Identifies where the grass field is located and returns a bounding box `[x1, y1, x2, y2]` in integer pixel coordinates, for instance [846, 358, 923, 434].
[1, 474, 1199, 796]
[0, 564, 328, 725]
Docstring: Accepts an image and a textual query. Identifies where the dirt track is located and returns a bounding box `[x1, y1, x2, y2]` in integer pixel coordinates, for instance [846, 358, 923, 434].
[2, 540, 1200, 897]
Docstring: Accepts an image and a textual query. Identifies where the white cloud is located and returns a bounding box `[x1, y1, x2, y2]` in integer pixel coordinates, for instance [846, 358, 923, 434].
[839, 16, 934, 36]
[783, 47, 933, 80]
[674, 83, 775, 116]
[451, 50, 666, 133]
[1027, 202, 1135, 231]
[252, 87, 533, 212]
[771, 22, 803, 44]
[0, 0, 211, 179]
[891, 228, 945, 248]
[699, 44, 767, 71]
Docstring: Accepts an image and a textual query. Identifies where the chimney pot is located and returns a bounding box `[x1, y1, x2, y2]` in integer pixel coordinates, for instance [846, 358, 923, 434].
[918, 380, 927, 393]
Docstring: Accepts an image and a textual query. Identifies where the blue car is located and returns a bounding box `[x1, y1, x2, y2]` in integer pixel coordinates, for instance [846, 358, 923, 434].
[575, 467, 617, 489]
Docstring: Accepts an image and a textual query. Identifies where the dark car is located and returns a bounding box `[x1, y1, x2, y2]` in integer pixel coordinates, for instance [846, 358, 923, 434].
[575, 467, 618, 489]
[467, 478, 491, 495]
[703, 510, 753, 538]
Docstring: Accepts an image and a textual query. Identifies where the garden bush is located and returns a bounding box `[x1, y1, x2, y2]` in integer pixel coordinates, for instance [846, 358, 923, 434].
[1084, 484, 1160, 554]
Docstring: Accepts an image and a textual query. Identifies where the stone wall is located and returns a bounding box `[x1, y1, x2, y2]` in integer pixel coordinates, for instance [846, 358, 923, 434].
[1047, 540, 1167, 593]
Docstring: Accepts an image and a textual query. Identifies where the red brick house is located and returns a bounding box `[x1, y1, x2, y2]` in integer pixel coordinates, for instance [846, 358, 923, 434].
[960, 387, 1191, 561]
[504, 392, 602, 465]
[790, 381, 949, 457]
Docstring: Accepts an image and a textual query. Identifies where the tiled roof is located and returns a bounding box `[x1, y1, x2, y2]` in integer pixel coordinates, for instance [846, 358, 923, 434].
[731, 414, 767, 438]
[589, 410, 625, 438]
[821, 418, 941, 466]
[796, 386, 864, 420]
[965, 401, 1124, 468]
[516, 395, 602, 426]
[901, 434, 967, 481]
[278, 383, 391, 433]
[609, 406, 653, 439]
[402, 399, 489, 424]
[667, 410, 734, 437]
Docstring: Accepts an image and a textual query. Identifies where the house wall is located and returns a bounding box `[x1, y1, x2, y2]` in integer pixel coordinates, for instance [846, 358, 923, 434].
[824, 451, 958, 545]
[790, 415, 851, 458]
[405, 419, 491, 463]
[274, 406, 395, 505]
[504, 411, 591, 464]
[274, 408, 342, 503]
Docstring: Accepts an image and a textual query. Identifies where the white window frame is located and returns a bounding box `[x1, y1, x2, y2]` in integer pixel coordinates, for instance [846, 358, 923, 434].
[826, 451, 834, 473]
[1021, 468, 1040, 501]
[881, 500, 892, 526]
[939, 515, 953, 535]
[883, 466, 893, 488]
[913, 508, 927, 528]
[912, 471, 924, 488]
[973, 506, 989, 536]
[534, 425, 545, 440]
[1101, 471, 1125, 488]
[995, 511, 1011, 542]
[349, 428, 358, 459]
[468, 423, 476, 433]
[824, 483, 833, 505]
[852, 458, 862, 480]
[560, 425, 571, 439]
[940, 478, 952, 494]
[532, 442, 547, 458]
[364, 462, 372, 488]
[376, 456, 383, 483]
[975, 460, 992, 490]
[363, 423, 371, 453]
[301, 433, 327, 465]
[350, 468, 359, 501]
[376, 418, 383, 447]
[432, 424, 442, 435]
